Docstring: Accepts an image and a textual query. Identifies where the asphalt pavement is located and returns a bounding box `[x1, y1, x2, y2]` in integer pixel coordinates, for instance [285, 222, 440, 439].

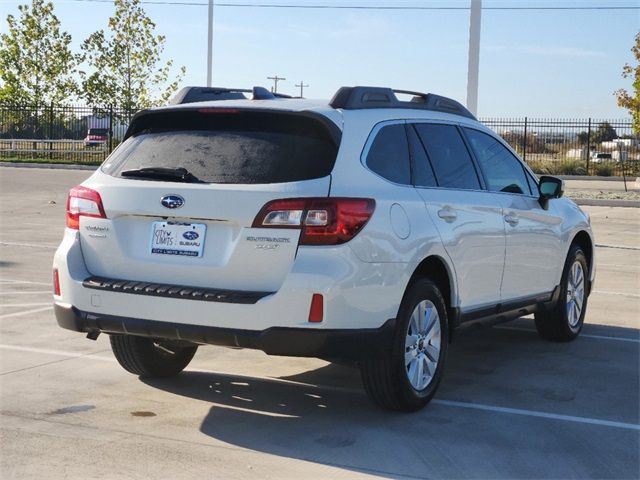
[0, 167, 638, 479]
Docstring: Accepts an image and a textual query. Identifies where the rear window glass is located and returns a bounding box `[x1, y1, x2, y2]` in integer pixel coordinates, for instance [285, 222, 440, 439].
[102, 110, 339, 184]
[89, 128, 108, 135]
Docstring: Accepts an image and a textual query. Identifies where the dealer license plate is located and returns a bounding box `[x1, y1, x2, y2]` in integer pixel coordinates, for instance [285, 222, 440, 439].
[150, 222, 206, 258]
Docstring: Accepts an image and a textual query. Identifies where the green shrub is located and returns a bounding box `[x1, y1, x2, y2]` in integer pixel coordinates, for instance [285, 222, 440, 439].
[594, 163, 613, 176]
[556, 160, 586, 175]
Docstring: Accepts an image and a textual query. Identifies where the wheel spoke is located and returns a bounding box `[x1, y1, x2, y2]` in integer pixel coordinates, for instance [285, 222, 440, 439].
[425, 344, 439, 362]
[405, 349, 414, 367]
[415, 355, 424, 386]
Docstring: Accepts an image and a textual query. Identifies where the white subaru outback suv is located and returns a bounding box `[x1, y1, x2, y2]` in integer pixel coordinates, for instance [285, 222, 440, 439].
[53, 86, 595, 411]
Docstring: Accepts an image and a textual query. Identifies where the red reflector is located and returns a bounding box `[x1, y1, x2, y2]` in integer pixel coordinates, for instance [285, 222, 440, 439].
[308, 294, 324, 323]
[53, 269, 61, 296]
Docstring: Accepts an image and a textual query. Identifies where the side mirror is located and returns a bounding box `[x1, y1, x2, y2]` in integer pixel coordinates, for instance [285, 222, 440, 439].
[538, 175, 564, 210]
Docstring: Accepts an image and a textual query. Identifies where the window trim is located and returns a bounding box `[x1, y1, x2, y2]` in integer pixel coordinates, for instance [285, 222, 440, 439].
[360, 119, 414, 187]
[460, 125, 540, 199]
[408, 120, 487, 192]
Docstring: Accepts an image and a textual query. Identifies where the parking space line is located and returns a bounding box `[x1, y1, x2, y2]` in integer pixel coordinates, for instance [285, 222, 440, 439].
[0, 279, 51, 286]
[0, 241, 57, 249]
[0, 291, 51, 295]
[596, 243, 640, 251]
[0, 306, 52, 319]
[592, 290, 640, 298]
[1, 343, 638, 432]
[431, 399, 640, 431]
[0, 303, 53, 307]
[496, 326, 639, 343]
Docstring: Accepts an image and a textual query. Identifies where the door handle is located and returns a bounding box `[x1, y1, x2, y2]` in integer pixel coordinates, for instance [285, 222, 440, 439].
[504, 212, 519, 226]
[437, 208, 457, 222]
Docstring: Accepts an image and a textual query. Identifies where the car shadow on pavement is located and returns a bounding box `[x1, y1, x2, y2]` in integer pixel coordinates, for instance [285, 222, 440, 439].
[141, 321, 639, 479]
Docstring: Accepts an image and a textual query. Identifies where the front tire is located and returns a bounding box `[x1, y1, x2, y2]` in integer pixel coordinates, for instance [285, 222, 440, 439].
[535, 244, 589, 342]
[360, 278, 449, 412]
[110, 335, 197, 377]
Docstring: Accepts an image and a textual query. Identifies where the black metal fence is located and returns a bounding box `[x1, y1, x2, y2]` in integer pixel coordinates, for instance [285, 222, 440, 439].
[481, 117, 638, 177]
[1, 103, 637, 176]
[0, 104, 135, 164]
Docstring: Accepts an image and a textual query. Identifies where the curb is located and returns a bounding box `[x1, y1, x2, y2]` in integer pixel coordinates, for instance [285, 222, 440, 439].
[573, 198, 640, 208]
[0, 162, 98, 171]
[558, 175, 637, 182]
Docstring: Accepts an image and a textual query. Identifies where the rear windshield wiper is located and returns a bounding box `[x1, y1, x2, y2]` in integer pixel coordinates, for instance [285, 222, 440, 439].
[120, 167, 205, 183]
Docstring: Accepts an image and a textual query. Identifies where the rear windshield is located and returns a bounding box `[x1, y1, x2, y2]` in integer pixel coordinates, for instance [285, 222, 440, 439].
[89, 128, 108, 135]
[101, 110, 339, 184]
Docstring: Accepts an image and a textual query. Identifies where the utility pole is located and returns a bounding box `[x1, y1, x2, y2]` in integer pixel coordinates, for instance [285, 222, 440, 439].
[267, 75, 286, 93]
[295, 81, 309, 98]
[466, 0, 482, 116]
[206, 0, 214, 87]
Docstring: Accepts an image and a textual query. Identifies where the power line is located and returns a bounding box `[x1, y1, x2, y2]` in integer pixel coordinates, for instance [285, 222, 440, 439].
[60, 0, 640, 10]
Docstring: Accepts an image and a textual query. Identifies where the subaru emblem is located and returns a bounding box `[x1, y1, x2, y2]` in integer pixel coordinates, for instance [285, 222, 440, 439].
[161, 195, 184, 209]
[183, 230, 199, 240]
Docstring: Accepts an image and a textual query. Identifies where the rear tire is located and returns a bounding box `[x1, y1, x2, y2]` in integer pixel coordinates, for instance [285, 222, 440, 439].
[110, 335, 197, 377]
[535, 244, 588, 342]
[360, 278, 448, 412]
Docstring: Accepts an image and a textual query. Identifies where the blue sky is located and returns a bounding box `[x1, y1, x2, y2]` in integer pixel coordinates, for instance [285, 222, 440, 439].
[1, 0, 638, 117]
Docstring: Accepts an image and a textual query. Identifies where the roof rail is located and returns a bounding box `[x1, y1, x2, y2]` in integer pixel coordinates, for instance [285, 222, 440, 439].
[329, 86, 476, 120]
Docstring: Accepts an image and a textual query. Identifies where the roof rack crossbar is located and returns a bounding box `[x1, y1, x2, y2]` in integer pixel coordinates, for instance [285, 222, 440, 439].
[329, 86, 476, 120]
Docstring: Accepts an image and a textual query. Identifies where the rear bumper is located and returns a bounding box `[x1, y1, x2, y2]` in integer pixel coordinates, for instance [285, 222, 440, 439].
[55, 303, 395, 360]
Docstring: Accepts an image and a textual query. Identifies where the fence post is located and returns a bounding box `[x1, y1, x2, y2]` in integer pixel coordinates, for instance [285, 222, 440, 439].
[585, 118, 592, 174]
[48, 102, 54, 161]
[109, 105, 114, 155]
[522, 116, 528, 161]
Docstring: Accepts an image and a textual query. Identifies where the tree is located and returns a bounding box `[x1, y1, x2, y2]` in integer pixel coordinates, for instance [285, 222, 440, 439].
[614, 32, 640, 133]
[0, 0, 78, 105]
[80, 0, 185, 112]
[592, 122, 618, 143]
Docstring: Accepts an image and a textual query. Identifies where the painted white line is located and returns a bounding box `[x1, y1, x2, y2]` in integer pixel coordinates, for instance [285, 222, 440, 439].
[0, 291, 51, 295]
[0, 303, 52, 308]
[592, 290, 640, 299]
[0, 241, 57, 249]
[432, 399, 640, 431]
[0, 344, 114, 362]
[595, 243, 640, 251]
[0, 306, 52, 319]
[0, 279, 51, 286]
[496, 326, 639, 344]
[1, 343, 637, 431]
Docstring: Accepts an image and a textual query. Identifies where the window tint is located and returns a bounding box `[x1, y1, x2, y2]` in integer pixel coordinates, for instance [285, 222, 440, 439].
[102, 111, 338, 184]
[464, 128, 531, 195]
[413, 124, 481, 190]
[407, 124, 437, 187]
[365, 124, 411, 185]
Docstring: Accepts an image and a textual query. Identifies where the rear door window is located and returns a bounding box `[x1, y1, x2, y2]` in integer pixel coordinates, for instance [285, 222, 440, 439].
[463, 128, 531, 195]
[407, 124, 437, 187]
[365, 123, 411, 185]
[413, 123, 481, 190]
[102, 110, 339, 184]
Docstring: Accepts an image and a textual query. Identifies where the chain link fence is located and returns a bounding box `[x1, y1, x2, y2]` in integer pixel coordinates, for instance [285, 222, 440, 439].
[1, 104, 637, 176]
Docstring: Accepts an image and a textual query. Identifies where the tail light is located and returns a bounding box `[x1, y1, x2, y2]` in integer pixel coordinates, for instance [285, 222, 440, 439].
[66, 186, 106, 229]
[252, 198, 375, 245]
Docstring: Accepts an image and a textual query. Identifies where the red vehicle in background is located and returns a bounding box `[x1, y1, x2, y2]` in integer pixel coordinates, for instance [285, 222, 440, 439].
[83, 127, 109, 147]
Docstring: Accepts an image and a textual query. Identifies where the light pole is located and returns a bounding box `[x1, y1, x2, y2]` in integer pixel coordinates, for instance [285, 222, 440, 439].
[466, 0, 482, 116]
[206, 0, 214, 87]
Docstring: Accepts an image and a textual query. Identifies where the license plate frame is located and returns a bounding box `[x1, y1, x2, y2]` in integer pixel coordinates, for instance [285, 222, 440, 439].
[150, 221, 206, 258]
